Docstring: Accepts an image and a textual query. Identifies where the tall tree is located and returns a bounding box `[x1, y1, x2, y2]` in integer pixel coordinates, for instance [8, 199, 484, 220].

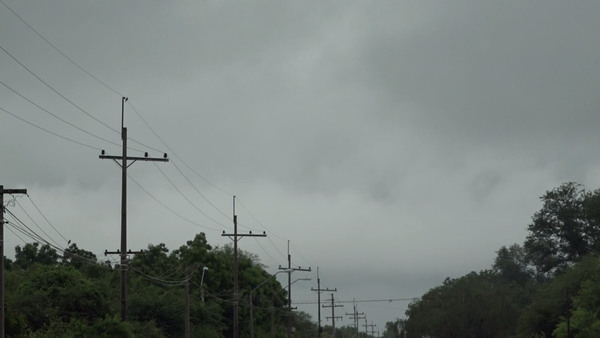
[517, 255, 600, 337]
[14, 242, 59, 269]
[524, 182, 600, 277]
[405, 271, 526, 338]
[493, 243, 534, 285]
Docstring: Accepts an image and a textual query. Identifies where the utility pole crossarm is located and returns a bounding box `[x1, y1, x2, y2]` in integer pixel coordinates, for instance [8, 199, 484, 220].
[221, 230, 266, 240]
[311, 287, 337, 293]
[1, 189, 27, 195]
[278, 265, 311, 272]
[98, 150, 169, 165]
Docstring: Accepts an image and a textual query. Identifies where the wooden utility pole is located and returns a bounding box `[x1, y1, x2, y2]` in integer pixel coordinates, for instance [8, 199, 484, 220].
[278, 241, 311, 338]
[364, 320, 376, 337]
[100, 97, 168, 321]
[311, 267, 336, 338]
[0, 186, 27, 338]
[323, 293, 343, 338]
[346, 299, 364, 338]
[222, 196, 266, 338]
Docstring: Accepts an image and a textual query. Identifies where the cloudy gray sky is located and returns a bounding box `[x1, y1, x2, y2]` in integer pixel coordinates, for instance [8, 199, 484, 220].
[2, 0, 600, 333]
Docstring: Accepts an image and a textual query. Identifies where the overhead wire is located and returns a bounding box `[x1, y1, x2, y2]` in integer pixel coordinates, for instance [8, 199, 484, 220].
[5, 225, 27, 244]
[190, 280, 236, 305]
[0, 0, 169, 156]
[290, 241, 315, 272]
[0, 106, 99, 150]
[4, 209, 108, 268]
[236, 197, 287, 260]
[0, 79, 122, 149]
[128, 101, 235, 197]
[170, 159, 231, 221]
[0, 0, 124, 98]
[127, 174, 223, 232]
[153, 163, 229, 228]
[13, 197, 59, 248]
[2, 0, 316, 292]
[128, 102, 238, 227]
[5, 0, 292, 270]
[0, 44, 119, 135]
[5, 209, 61, 252]
[4, 198, 114, 268]
[129, 265, 189, 287]
[26, 195, 69, 244]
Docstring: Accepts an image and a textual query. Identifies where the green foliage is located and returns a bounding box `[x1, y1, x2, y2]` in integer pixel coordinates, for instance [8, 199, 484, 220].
[553, 280, 600, 338]
[383, 318, 406, 337]
[524, 182, 600, 278]
[405, 271, 529, 338]
[493, 243, 535, 285]
[14, 242, 59, 269]
[3, 233, 290, 337]
[8, 264, 111, 332]
[62, 243, 97, 267]
[128, 283, 183, 336]
[517, 255, 600, 337]
[542, 258, 600, 338]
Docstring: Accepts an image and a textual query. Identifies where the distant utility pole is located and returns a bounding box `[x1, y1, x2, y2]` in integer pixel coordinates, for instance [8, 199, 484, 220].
[323, 293, 343, 338]
[363, 320, 376, 337]
[311, 267, 336, 338]
[221, 196, 266, 338]
[346, 299, 364, 338]
[0, 185, 27, 338]
[99, 97, 169, 321]
[278, 240, 311, 338]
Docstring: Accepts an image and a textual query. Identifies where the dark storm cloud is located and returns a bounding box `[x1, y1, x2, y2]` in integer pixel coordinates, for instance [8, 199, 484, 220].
[2, 0, 600, 330]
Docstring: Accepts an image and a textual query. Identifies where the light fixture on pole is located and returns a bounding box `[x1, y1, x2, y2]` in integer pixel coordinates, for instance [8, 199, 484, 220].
[200, 266, 208, 303]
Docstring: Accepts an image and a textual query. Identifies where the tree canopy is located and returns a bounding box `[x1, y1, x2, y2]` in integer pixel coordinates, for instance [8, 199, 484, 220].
[525, 182, 600, 277]
[403, 182, 600, 338]
[2, 233, 297, 337]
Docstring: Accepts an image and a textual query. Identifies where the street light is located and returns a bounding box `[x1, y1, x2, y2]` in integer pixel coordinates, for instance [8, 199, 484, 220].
[249, 269, 292, 338]
[200, 266, 208, 302]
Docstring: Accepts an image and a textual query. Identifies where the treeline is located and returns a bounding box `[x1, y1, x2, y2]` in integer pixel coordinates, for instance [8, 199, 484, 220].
[399, 182, 600, 337]
[2, 233, 317, 337]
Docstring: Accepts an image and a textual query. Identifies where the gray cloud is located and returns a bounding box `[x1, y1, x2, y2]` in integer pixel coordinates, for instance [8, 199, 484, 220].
[1, 0, 599, 330]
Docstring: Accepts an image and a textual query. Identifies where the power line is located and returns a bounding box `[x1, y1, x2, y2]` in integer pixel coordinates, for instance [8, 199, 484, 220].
[26, 195, 69, 243]
[128, 265, 189, 287]
[236, 197, 287, 259]
[153, 163, 229, 228]
[13, 198, 59, 248]
[0, 0, 124, 98]
[170, 160, 231, 221]
[128, 102, 235, 197]
[0, 44, 119, 134]
[0, 79, 121, 149]
[290, 241, 315, 271]
[127, 174, 222, 232]
[2, 1, 317, 292]
[5, 224, 27, 245]
[4, 215, 107, 269]
[1, 1, 168, 156]
[0, 106, 99, 150]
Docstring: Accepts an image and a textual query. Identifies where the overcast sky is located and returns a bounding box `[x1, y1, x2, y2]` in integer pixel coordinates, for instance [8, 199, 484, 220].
[1, 0, 600, 333]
